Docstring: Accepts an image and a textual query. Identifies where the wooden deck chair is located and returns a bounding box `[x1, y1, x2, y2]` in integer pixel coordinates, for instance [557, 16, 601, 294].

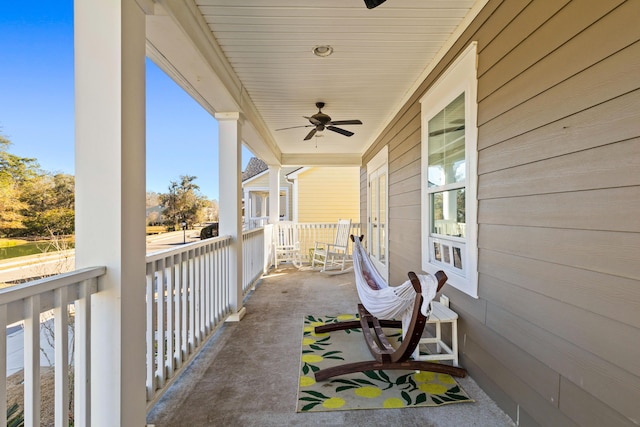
[274, 221, 301, 268]
[313, 235, 467, 381]
[311, 219, 352, 272]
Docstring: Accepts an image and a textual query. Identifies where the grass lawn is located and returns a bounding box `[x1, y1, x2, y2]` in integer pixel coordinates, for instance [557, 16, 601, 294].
[0, 238, 75, 260]
[0, 238, 29, 248]
[146, 225, 168, 235]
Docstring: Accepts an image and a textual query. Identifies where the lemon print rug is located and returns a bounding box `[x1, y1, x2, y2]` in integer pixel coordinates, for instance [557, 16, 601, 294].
[297, 314, 473, 412]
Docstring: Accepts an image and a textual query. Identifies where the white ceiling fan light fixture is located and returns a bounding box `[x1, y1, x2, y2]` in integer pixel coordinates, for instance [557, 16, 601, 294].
[312, 45, 334, 57]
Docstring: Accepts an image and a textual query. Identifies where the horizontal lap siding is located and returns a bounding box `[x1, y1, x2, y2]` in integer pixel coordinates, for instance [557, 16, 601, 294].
[387, 106, 422, 282]
[297, 167, 360, 223]
[362, 0, 640, 425]
[476, 0, 640, 424]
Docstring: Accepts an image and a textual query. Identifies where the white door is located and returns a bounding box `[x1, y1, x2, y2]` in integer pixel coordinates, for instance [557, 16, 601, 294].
[367, 148, 388, 281]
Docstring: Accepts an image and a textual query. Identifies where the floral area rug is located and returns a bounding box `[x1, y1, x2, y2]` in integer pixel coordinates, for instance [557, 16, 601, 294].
[297, 314, 473, 412]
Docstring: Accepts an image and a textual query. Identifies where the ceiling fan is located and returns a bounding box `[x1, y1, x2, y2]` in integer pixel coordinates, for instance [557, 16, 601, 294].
[275, 102, 363, 141]
[364, 0, 387, 9]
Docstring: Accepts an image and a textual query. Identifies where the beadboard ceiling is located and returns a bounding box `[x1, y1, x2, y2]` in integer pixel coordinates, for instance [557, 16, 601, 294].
[152, 0, 480, 165]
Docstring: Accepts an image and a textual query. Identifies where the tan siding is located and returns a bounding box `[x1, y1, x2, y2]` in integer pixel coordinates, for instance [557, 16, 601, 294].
[460, 357, 519, 423]
[462, 335, 577, 427]
[460, 307, 562, 404]
[559, 377, 637, 427]
[479, 266, 640, 373]
[479, 91, 640, 174]
[360, 0, 640, 424]
[478, 0, 625, 100]
[476, 0, 568, 77]
[479, 1, 640, 125]
[359, 167, 367, 226]
[486, 303, 640, 424]
[479, 224, 640, 281]
[296, 167, 359, 223]
[479, 187, 640, 232]
[479, 40, 640, 148]
[479, 138, 640, 199]
[445, 285, 487, 325]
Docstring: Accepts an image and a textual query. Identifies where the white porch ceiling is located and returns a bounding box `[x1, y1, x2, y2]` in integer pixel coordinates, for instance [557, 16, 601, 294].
[150, 0, 481, 166]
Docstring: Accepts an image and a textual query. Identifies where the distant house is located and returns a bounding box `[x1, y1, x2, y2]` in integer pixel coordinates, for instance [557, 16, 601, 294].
[242, 158, 360, 225]
[242, 158, 295, 225]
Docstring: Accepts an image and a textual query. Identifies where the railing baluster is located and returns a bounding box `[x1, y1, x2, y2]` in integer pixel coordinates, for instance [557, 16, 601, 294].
[139, 231, 266, 405]
[156, 259, 165, 389]
[173, 254, 182, 370]
[188, 251, 195, 354]
[146, 262, 155, 400]
[217, 241, 222, 316]
[54, 287, 70, 427]
[0, 305, 7, 427]
[165, 256, 174, 379]
[24, 294, 41, 427]
[0, 268, 102, 427]
[205, 246, 212, 332]
[208, 246, 213, 322]
[181, 251, 188, 360]
[75, 277, 94, 427]
[198, 248, 205, 340]
[0, 226, 311, 419]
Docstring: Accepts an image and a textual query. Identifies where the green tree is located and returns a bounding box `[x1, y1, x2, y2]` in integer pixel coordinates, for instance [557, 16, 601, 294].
[0, 135, 75, 237]
[159, 175, 207, 229]
[0, 136, 37, 235]
[21, 172, 75, 236]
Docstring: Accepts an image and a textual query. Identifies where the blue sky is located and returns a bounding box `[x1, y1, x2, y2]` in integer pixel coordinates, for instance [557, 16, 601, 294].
[0, 2, 253, 201]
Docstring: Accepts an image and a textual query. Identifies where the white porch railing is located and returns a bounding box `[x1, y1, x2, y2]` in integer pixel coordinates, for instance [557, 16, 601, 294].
[242, 226, 269, 296]
[1, 223, 370, 423]
[0, 266, 105, 427]
[145, 235, 233, 405]
[244, 216, 269, 230]
[145, 226, 268, 406]
[290, 222, 363, 264]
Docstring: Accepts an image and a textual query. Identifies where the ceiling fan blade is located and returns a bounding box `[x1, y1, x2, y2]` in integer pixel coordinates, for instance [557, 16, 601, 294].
[275, 125, 313, 131]
[329, 120, 362, 126]
[327, 126, 354, 137]
[304, 116, 322, 126]
[304, 128, 317, 141]
[428, 125, 465, 137]
[364, 0, 387, 8]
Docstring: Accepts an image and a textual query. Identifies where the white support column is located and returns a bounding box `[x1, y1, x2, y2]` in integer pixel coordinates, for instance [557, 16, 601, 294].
[268, 165, 281, 224]
[260, 194, 268, 218]
[216, 112, 245, 321]
[243, 190, 250, 227]
[74, 1, 146, 425]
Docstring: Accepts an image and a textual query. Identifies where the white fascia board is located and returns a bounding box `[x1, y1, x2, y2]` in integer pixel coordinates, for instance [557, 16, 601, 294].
[285, 167, 310, 180]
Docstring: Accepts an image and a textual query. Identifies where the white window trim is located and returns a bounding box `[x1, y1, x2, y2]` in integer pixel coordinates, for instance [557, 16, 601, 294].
[420, 42, 479, 298]
[367, 146, 389, 282]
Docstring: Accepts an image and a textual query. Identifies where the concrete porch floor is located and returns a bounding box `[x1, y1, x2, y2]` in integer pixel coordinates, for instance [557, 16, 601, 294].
[147, 266, 515, 427]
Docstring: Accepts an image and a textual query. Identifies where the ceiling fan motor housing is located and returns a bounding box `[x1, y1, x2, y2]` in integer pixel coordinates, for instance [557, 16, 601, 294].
[312, 112, 332, 126]
[312, 102, 332, 126]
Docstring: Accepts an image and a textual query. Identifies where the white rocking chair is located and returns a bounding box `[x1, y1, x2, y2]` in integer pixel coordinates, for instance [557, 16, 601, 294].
[274, 221, 301, 268]
[311, 219, 352, 272]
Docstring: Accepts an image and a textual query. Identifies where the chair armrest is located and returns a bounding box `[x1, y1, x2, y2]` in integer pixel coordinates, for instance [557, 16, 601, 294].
[313, 241, 330, 249]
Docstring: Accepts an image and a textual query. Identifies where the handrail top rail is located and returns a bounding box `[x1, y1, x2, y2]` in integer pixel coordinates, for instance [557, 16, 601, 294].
[0, 266, 106, 305]
[145, 234, 233, 263]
